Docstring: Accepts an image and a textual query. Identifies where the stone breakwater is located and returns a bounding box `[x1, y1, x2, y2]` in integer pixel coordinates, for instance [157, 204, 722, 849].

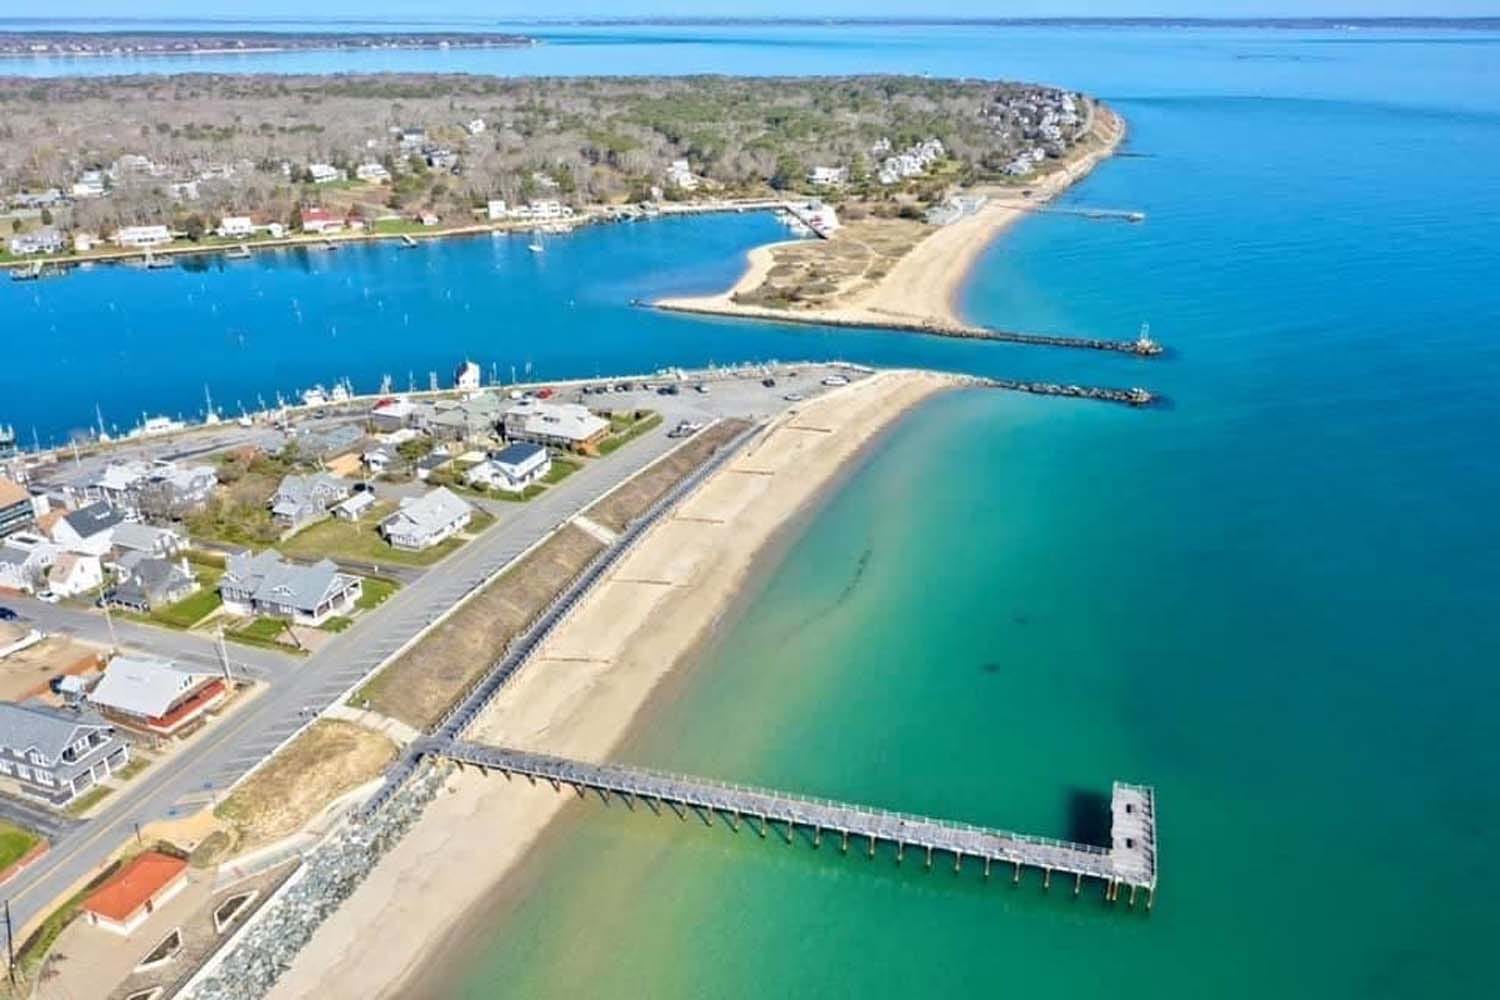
[181, 764, 449, 1000]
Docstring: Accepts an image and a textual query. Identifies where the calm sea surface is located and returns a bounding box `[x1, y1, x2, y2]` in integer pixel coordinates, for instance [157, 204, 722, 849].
[6, 24, 1500, 998]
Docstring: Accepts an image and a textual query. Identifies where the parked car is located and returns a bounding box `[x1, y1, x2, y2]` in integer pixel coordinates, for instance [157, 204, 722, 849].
[0, 606, 18, 620]
[693, 384, 709, 394]
[822, 374, 850, 387]
[761, 377, 776, 388]
[784, 393, 805, 402]
[36, 590, 60, 604]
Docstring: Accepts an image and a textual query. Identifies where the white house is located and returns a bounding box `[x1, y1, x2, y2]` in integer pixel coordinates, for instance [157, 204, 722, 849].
[50, 502, 128, 556]
[87, 656, 226, 737]
[379, 487, 472, 551]
[299, 208, 341, 234]
[807, 165, 848, 187]
[511, 200, 572, 221]
[114, 225, 172, 248]
[355, 162, 391, 183]
[454, 360, 482, 391]
[167, 180, 199, 201]
[309, 163, 344, 184]
[0, 533, 58, 594]
[665, 158, 698, 190]
[72, 171, 107, 199]
[217, 216, 254, 238]
[46, 552, 103, 598]
[466, 442, 551, 493]
[220, 550, 362, 626]
[502, 400, 609, 451]
[486, 199, 508, 221]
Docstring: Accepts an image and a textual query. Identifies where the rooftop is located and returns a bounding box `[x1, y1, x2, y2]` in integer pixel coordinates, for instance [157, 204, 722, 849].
[83, 851, 188, 923]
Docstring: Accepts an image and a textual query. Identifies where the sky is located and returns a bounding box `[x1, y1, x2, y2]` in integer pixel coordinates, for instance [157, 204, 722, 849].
[11, 2, 1498, 21]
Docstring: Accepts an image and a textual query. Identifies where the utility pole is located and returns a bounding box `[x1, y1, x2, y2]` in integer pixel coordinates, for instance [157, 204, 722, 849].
[4, 898, 15, 986]
[215, 626, 234, 685]
[97, 578, 118, 654]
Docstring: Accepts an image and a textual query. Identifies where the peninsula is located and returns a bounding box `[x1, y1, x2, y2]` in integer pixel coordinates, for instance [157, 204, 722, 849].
[0, 31, 534, 58]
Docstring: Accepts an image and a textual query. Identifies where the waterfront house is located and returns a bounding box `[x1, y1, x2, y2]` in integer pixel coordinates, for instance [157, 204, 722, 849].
[0, 476, 33, 538]
[299, 208, 341, 234]
[88, 460, 216, 515]
[397, 127, 428, 151]
[308, 163, 344, 184]
[106, 555, 198, 614]
[0, 700, 129, 806]
[466, 442, 551, 493]
[502, 400, 609, 451]
[331, 491, 377, 522]
[666, 159, 698, 191]
[50, 501, 128, 556]
[7, 228, 64, 256]
[0, 533, 58, 594]
[379, 487, 472, 551]
[216, 215, 254, 238]
[114, 225, 172, 248]
[486, 198, 508, 221]
[81, 851, 188, 936]
[87, 656, 227, 738]
[269, 473, 350, 530]
[9, 188, 66, 210]
[110, 522, 187, 561]
[294, 424, 363, 462]
[46, 552, 103, 598]
[369, 397, 416, 432]
[74, 232, 102, 252]
[220, 550, 362, 626]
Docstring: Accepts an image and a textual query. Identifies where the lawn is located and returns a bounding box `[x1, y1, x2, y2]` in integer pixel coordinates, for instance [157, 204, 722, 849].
[225, 617, 303, 654]
[598, 411, 664, 456]
[0, 820, 40, 872]
[543, 457, 583, 485]
[64, 786, 112, 817]
[278, 502, 493, 567]
[113, 757, 151, 781]
[148, 574, 223, 629]
[355, 576, 400, 612]
[489, 484, 546, 502]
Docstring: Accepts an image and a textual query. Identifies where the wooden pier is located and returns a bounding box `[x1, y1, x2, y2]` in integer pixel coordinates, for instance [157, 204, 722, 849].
[427, 740, 1159, 905]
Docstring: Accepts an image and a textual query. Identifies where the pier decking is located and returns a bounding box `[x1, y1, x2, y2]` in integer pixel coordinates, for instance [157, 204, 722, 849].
[429, 740, 1159, 905]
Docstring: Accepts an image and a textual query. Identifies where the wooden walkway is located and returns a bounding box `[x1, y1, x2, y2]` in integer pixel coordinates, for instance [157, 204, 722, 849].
[426, 740, 1159, 906]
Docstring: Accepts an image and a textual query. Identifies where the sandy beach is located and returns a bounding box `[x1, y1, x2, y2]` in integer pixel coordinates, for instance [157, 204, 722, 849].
[657, 106, 1125, 332]
[268, 369, 957, 1000]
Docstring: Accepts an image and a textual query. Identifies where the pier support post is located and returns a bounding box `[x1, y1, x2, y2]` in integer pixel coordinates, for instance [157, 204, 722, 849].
[548, 778, 559, 793]
[784, 820, 794, 845]
[954, 852, 962, 874]
[925, 846, 933, 870]
[728, 811, 739, 832]
[1043, 869, 1051, 891]
[622, 792, 635, 811]
[526, 774, 535, 787]
[1012, 862, 1021, 886]
[694, 806, 712, 827]
[644, 796, 660, 816]
[572, 783, 585, 798]
[500, 768, 510, 781]
[842, 830, 849, 854]
[896, 842, 904, 864]
[595, 788, 610, 806]
[757, 815, 767, 839]
[1129, 885, 1137, 908]
[668, 800, 685, 820]
[1146, 888, 1154, 911]
[867, 835, 875, 859]
[984, 857, 991, 879]
[814, 827, 822, 848]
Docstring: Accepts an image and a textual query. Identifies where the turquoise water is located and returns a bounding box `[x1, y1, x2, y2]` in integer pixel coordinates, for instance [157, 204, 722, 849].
[5, 23, 1500, 997]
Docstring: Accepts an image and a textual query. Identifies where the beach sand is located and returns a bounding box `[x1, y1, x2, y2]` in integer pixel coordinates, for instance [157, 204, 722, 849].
[268, 369, 957, 1000]
[657, 106, 1125, 332]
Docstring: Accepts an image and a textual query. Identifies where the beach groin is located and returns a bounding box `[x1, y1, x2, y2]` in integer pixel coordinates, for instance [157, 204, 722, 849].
[650, 301, 1165, 357]
[978, 378, 1158, 407]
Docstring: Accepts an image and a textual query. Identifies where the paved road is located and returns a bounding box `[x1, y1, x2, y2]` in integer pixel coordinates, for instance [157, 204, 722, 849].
[1, 364, 862, 933]
[0, 793, 80, 842]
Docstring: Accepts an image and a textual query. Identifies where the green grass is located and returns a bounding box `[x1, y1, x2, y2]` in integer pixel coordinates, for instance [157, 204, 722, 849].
[320, 616, 354, 633]
[355, 576, 400, 612]
[543, 457, 583, 485]
[225, 616, 305, 655]
[114, 757, 151, 781]
[149, 581, 223, 629]
[490, 484, 547, 502]
[373, 218, 430, 234]
[186, 548, 227, 570]
[278, 500, 484, 567]
[64, 786, 112, 817]
[598, 411, 664, 455]
[0, 820, 40, 872]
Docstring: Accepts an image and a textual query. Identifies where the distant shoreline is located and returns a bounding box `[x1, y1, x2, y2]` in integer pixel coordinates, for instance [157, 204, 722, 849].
[656, 105, 1126, 335]
[0, 32, 534, 59]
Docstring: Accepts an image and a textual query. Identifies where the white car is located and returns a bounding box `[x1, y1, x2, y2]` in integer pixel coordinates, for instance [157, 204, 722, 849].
[36, 590, 60, 604]
[821, 374, 850, 387]
[784, 392, 805, 402]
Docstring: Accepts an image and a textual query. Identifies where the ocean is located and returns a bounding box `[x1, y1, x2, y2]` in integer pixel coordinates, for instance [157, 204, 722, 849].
[6, 22, 1500, 998]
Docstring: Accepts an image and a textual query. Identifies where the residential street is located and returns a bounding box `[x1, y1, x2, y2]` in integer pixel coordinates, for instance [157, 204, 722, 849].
[1, 365, 860, 933]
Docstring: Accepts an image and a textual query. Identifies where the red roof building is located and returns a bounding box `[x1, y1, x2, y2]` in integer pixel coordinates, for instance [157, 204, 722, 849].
[82, 851, 189, 936]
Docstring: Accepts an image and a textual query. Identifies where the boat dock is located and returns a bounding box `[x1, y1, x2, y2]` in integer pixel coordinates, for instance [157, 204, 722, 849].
[426, 740, 1159, 906]
[1017, 205, 1146, 223]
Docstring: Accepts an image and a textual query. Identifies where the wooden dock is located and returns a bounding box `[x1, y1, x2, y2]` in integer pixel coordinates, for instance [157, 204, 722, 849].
[428, 740, 1159, 905]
